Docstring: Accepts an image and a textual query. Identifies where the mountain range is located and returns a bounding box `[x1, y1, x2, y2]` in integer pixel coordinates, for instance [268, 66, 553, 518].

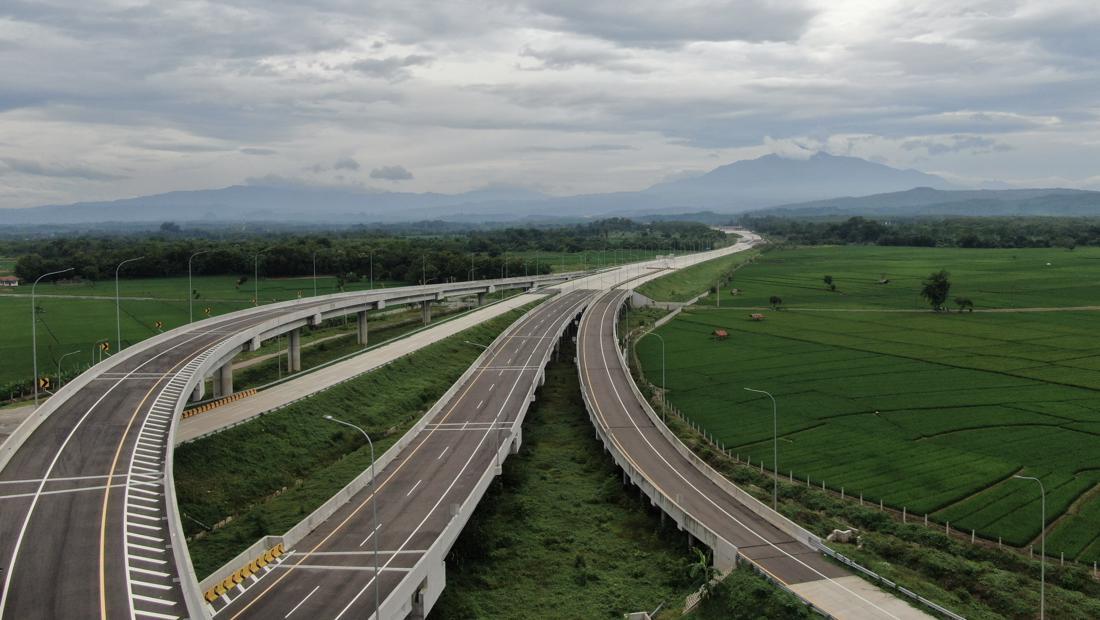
[3, 152, 1098, 225]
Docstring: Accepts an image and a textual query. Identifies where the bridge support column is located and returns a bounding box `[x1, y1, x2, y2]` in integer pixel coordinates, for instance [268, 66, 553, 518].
[356, 310, 368, 345]
[288, 328, 301, 373]
[510, 427, 522, 454]
[477, 292, 486, 306]
[213, 362, 233, 398]
[421, 300, 432, 324]
[190, 381, 205, 402]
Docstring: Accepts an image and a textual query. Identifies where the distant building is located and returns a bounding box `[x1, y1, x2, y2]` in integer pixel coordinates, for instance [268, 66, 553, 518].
[0, 276, 19, 287]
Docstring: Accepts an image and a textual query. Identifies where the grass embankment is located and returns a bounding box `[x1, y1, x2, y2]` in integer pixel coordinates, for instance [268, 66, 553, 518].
[636, 247, 1100, 561]
[636, 248, 761, 303]
[431, 341, 810, 619]
[176, 303, 535, 577]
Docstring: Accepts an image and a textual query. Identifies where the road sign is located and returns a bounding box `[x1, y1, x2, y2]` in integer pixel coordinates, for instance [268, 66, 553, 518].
[154, 320, 164, 330]
[100, 341, 110, 352]
[297, 290, 302, 298]
[204, 307, 212, 316]
[38, 376, 50, 390]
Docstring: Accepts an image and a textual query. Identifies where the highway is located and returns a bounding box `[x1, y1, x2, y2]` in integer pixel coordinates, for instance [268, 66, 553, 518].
[577, 289, 930, 619]
[0, 276, 569, 620]
[0, 233, 768, 620]
[216, 289, 594, 619]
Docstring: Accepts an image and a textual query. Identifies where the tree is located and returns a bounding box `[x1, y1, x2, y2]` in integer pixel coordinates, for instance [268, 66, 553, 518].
[823, 275, 835, 291]
[768, 295, 783, 310]
[920, 270, 951, 311]
[954, 296, 974, 312]
[688, 547, 719, 600]
[159, 221, 181, 234]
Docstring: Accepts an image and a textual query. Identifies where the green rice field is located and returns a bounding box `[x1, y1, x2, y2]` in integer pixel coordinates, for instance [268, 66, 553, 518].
[635, 246, 1100, 563]
[0, 274, 406, 392]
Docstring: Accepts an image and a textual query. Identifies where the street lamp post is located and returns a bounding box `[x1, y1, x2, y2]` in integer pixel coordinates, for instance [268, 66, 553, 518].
[312, 250, 318, 297]
[56, 350, 80, 389]
[744, 387, 779, 511]
[31, 267, 74, 406]
[642, 330, 666, 401]
[115, 256, 144, 352]
[253, 249, 269, 306]
[188, 250, 212, 323]
[1013, 475, 1046, 619]
[324, 415, 380, 616]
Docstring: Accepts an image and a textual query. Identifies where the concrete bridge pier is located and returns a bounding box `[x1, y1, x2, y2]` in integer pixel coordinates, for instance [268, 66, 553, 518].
[477, 292, 486, 306]
[356, 310, 368, 345]
[190, 381, 205, 403]
[288, 328, 301, 373]
[421, 300, 432, 324]
[213, 362, 233, 398]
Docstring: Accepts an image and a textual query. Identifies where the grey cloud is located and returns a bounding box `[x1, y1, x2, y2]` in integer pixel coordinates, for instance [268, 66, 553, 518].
[334, 157, 361, 171]
[370, 165, 414, 181]
[902, 135, 1013, 156]
[350, 55, 433, 81]
[0, 158, 126, 181]
[528, 0, 816, 46]
[134, 141, 232, 153]
[527, 143, 636, 152]
[518, 46, 650, 73]
[240, 147, 278, 156]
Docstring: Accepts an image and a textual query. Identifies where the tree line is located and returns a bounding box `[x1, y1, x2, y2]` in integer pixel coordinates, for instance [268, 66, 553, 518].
[739, 215, 1097, 249]
[10, 219, 727, 284]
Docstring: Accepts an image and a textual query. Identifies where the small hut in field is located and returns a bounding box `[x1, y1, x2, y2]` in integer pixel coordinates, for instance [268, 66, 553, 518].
[749, 313, 766, 321]
[712, 329, 729, 341]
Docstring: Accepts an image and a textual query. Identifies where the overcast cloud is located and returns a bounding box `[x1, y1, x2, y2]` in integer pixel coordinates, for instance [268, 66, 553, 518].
[1, 0, 1098, 207]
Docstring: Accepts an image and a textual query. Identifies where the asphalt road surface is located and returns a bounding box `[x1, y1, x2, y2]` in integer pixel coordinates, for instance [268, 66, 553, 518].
[577, 290, 927, 619]
[217, 289, 594, 619]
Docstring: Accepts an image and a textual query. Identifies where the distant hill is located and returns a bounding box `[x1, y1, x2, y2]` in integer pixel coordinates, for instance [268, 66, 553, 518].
[751, 187, 1100, 218]
[0, 152, 974, 226]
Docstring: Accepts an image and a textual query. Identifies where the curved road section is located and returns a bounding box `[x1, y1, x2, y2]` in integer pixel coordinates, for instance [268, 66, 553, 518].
[0, 276, 572, 620]
[577, 290, 931, 620]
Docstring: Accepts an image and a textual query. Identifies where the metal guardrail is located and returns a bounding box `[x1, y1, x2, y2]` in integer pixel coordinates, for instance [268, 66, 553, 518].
[816, 544, 966, 620]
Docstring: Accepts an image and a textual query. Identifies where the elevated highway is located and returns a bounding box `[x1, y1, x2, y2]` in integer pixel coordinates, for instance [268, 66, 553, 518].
[0, 274, 572, 620]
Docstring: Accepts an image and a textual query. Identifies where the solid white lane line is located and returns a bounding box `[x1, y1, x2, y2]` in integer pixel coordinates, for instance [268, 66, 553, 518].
[130, 567, 170, 578]
[405, 480, 422, 497]
[0, 473, 127, 485]
[437, 447, 449, 460]
[132, 579, 172, 591]
[133, 610, 179, 619]
[358, 524, 382, 548]
[131, 594, 177, 606]
[130, 556, 168, 566]
[284, 586, 319, 618]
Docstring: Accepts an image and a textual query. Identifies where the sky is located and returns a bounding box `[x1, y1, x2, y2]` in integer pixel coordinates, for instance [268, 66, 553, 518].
[1, 0, 1099, 208]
